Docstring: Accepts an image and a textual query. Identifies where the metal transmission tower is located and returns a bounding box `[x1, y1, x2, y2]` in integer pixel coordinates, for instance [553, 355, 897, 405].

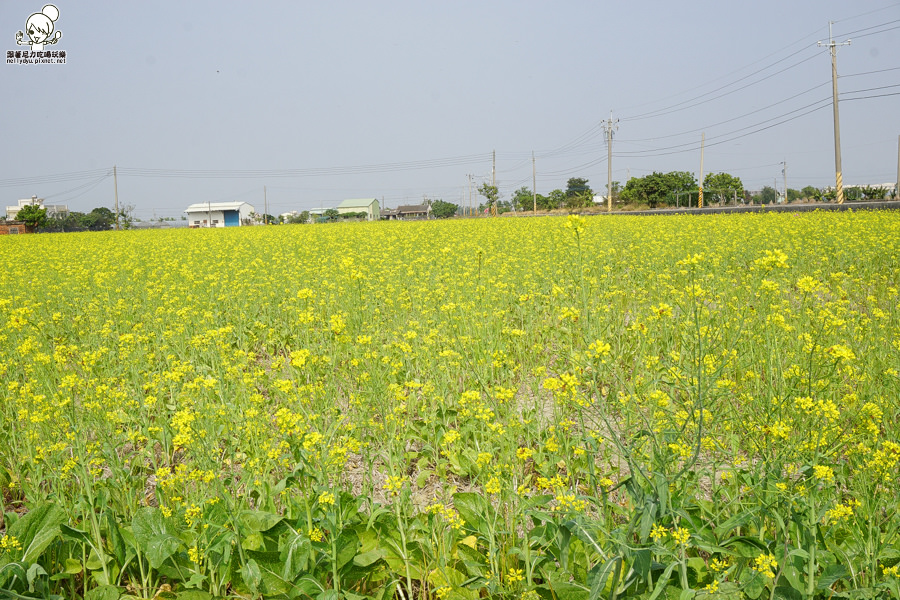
[818, 22, 850, 204]
[602, 113, 619, 212]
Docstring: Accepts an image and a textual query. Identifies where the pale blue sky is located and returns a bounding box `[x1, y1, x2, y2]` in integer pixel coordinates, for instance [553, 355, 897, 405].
[2, 1, 899, 219]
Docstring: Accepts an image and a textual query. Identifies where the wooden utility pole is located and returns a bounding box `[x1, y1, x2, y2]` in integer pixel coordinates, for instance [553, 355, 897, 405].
[264, 186, 268, 224]
[532, 152, 537, 212]
[819, 22, 850, 204]
[603, 113, 619, 212]
[113, 165, 120, 230]
[698, 133, 705, 208]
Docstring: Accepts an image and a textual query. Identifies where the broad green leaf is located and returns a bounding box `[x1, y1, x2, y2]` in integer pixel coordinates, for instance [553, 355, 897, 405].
[241, 531, 265, 551]
[335, 529, 360, 570]
[648, 562, 677, 600]
[240, 558, 262, 594]
[85, 585, 122, 600]
[240, 510, 283, 533]
[714, 509, 759, 538]
[539, 580, 589, 600]
[246, 550, 290, 596]
[353, 548, 385, 567]
[723, 536, 768, 558]
[7, 503, 67, 564]
[817, 563, 850, 590]
[131, 507, 183, 569]
[741, 570, 766, 600]
[452, 493, 486, 529]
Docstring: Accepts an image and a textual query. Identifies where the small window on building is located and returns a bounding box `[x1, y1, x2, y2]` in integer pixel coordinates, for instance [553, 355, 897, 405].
[9, 227, 18, 234]
[194, 220, 200, 225]
[212, 220, 219, 224]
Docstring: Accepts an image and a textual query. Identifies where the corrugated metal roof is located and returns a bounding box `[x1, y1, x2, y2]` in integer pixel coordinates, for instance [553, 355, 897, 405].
[185, 202, 254, 213]
[337, 198, 377, 209]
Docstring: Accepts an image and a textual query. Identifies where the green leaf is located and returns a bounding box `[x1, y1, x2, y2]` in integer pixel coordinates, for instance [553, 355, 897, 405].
[246, 550, 290, 596]
[241, 531, 265, 551]
[817, 563, 850, 590]
[7, 503, 67, 564]
[174, 591, 214, 600]
[587, 557, 621, 599]
[539, 580, 589, 600]
[85, 585, 122, 600]
[279, 529, 310, 581]
[632, 548, 651, 584]
[648, 562, 677, 600]
[353, 548, 385, 568]
[452, 493, 486, 529]
[335, 529, 360, 570]
[63, 557, 83, 575]
[741, 570, 766, 600]
[240, 510, 283, 533]
[723, 536, 768, 558]
[240, 558, 262, 594]
[131, 507, 183, 569]
[714, 509, 758, 538]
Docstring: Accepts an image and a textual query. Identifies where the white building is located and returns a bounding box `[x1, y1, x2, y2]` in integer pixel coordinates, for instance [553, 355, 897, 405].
[184, 202, 255, 227]
[336, 198, 380, 221]
[6, 196, 69, 220]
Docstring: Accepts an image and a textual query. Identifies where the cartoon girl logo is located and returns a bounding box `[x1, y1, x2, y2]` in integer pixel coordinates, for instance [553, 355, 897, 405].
[16, 5, 62, 52]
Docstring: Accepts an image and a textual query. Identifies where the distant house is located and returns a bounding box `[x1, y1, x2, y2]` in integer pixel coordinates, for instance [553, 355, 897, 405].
[336, 198, 380, 221]
[382, 204, 432, 220]
[0, 221, 31, 235]
[6, 196, 68, 220]
[184, 202, 255, 227]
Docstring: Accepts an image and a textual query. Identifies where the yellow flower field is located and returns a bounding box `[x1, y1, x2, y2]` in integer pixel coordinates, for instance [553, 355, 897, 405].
[0, 211, 898, 599]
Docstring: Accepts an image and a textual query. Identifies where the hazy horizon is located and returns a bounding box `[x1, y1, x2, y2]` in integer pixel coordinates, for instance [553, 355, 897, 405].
[2, 1, 898, 220]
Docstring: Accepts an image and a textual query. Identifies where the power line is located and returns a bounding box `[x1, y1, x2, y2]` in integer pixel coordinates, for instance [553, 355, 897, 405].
[620, 81, 831, 143]
[0, 168, 110, 188]
[615, 97, 832, 156]
[116, 153, 491, 179]
[621, 48, 820, 122]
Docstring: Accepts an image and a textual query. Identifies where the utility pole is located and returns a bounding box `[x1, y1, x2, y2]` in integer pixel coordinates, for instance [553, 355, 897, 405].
[264, 185, 268, 225]
[491, 150, 497, 216]
[603, 112, 619, 212]
[467, 174, 472, 217]
[532, 152, 537, 213]
[896, 135, 899, 199]
[782, 161, 787, 203]
[698, 133, 705, 208]
[492, 150, 496, 187]
[113, 165, 120, 230]
[819, 22, 850, 204]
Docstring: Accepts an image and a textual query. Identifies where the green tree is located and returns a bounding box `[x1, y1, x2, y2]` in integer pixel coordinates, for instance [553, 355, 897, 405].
[703, 172, 743, 205]
[431, 200, 458, 219]
[546, 189, 566, 210]
[801, 185, 821, 201]
[621, 172, 672, 208]
[478, 183, 499, 214]
[16, 204, 49, 229]
[512, 187, 534, 211]
[754, 186, 777, 204]
[565, 177, 594, 209]
[287, 211, 310, 224]
[324, 208, 340, 221]
[79, 207, 116, 231]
